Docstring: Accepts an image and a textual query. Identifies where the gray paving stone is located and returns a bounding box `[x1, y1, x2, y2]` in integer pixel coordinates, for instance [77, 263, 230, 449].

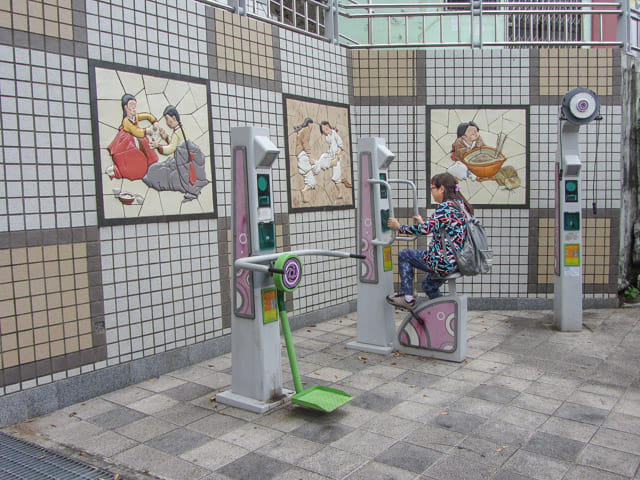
[425, 453, 498, 480]
[431, 409, 486, 434]
[374, 441, 441, 474]
[404, 424, 465, 453]
[503, 449, 570, 480]
[146, 426, 213, 455]
[468, 384, 521, 404]
[490, 470, 536, 480]
[345, 460, 416, 480]
[215, 452, 292, 480]
[578, 444, 640, 477]
[330, 428, 396, 458]
[162, 381, 213, 401]
[156, 402, 213, 426]
[87, 405, 147, 429]
[290, 419, 354, 444]
[591, 427, 640, 456]
[116, 415, 177, 442]
[522, 431, 585, 462]
[298, 445, 368, 479]
[563, 465, 631, 480]
[553, 402, 609, 425]
[349, 392, 402, 412]
[395, 370, 441, 388]
[256, 433, 324, 463]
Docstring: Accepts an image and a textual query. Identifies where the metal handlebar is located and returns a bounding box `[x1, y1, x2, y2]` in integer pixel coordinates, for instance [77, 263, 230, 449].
[235, 249, 364, 273]
[368, 177, 420, 246]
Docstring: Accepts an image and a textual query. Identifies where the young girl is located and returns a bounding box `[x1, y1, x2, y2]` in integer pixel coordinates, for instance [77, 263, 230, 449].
[386, 172, 473, 310]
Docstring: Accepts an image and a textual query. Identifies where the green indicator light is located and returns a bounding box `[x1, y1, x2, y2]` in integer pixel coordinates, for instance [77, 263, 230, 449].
[258, 175, 268, 192]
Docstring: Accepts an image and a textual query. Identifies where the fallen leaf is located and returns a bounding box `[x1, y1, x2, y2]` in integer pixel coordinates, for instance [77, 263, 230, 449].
[309, 324, 316, 328]
[391, 362, 397, 365]
[68, 412, 77, 418]
[423, 394, 430, 397]
[114, 474, 121, 480]
[496, 445, 508, 453]
[358, 356, 367, 361]
[409, 385, 417, 388]
[440, 411, 448, 415]
[210, 395, 216, 402]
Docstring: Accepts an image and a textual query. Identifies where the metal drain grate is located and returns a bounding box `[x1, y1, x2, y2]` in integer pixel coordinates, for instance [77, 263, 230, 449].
[0, 431, 118, 480]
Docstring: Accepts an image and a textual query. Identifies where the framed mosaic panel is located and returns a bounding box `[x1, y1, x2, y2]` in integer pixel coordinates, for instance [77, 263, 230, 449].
[283, 95, 355, 212]
[89, 61, 216, 225]
[427, 106, 529, 208]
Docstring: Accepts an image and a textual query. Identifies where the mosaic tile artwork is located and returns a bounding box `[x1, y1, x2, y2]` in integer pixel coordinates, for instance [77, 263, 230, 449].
[428, 106, 529, 207]
[284, 95, 354, 210]
[90, 62, 216, 225]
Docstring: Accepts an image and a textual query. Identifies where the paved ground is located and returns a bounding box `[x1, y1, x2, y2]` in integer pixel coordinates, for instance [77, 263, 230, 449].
[2, 307, 640, 480]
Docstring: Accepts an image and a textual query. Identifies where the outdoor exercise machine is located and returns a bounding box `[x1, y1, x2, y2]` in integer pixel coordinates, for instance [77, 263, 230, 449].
[347, 137, 467, 362]
[217, 126, 361, 413]
[554, 88, 601, 331]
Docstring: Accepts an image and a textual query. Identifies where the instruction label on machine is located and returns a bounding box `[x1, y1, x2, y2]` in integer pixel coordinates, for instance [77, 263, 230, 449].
[383, 246, 393, 271]
[564, 244, 580, 267]
[262, 289, 278, 324]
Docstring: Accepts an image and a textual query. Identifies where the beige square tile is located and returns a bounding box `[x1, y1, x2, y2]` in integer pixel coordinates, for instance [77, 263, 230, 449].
[60, 275, 75, 291]
[75, 273, 89, 290]
[78, 318, 92, 335]
[30, 278, 45, 295]
[49, 324, 64, 341]
[0, 249, 10, 266]
[34, 326, 50, 345]
[15, 297, 32, 316]
[65, 337, 79, 352]
[2, 332, 18, 350]
[64, 321, 78, 337]
[33, 310, 48, 328]
[18, 329, 34, 347]
[29, 261, 44, 279]
[13, 280, 30, 298]
[74, 258, 88, 274]
[62, 305, 77, 322]
[61, 290, 76, 307]
[44, 19, 58, 37]
[2, 349, 19, 368]
[12, 264, 28, 281]
[59, 259, 74, 275]
[47, 292, 62, 309]
[12, 13, 28, 31]
[48, 308, 63, 325]
[30, 17, 44, 34]
[58, 244, 73, 260]
[35, 343, 51, 361]
[79, 334, 93, 350]
[31, 294, 47, 312]
[50, 339, 65, 356]
[21, 345, 36, 363]
[43, 245, 58, 261]
[59, 22, 72, 39]
[44, 261, 60, 278]
[77, 303, 91, 321]
[73, 242, 87, 258]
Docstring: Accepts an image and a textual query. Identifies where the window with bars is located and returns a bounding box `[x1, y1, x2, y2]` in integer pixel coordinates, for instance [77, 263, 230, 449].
[506, 0, 583, 44]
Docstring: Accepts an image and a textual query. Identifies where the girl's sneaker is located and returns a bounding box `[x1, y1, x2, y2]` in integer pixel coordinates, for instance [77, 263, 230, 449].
[385, 294, 415, 310]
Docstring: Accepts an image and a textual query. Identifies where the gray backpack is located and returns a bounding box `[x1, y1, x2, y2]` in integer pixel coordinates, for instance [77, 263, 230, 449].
[442, 203, 493, 276]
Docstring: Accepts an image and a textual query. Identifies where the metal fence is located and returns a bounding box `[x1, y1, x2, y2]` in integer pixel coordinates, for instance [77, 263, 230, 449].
[208, 0, 640, 53]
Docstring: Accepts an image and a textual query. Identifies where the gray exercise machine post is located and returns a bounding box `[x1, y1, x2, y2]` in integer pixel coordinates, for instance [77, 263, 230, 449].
[347, 137, 468, 362]
[217, 126, 363, 413]
[554, 88, 601, 332]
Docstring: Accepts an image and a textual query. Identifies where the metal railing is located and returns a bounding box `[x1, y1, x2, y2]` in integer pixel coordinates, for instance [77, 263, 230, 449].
[338, 1, 625, 48]
[206, 0, 639, 53]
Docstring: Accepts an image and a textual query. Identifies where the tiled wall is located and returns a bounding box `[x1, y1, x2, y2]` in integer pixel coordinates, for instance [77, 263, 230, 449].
[0, 0, 626, 410]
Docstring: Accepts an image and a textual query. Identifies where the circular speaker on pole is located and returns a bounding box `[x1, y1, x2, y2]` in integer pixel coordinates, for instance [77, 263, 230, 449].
[561, 88, 600, 125]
